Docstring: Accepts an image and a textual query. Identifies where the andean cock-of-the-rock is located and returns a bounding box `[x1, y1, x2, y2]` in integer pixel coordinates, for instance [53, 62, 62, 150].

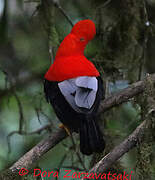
[44, 19, 105, 155]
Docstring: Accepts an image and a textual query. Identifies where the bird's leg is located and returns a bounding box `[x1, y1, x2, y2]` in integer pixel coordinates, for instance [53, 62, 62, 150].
[59, 124, 71, 136]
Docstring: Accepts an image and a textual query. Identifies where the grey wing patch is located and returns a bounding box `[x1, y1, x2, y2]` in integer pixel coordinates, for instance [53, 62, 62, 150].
[75, 76, 97, 91]
[58, 79, 80, 112]
[75, 76, 97, 109]
[58, 76, 98, 112]
[75, 88, 97, 109]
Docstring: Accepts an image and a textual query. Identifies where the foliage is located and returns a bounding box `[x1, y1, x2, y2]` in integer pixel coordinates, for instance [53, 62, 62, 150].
[0, 0, 155, 179]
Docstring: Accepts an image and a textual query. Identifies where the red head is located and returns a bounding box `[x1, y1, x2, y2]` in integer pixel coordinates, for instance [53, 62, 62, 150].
[55, 19, 96, 58]
[45, 19, 99, 81]
[71, 19, 96, 42]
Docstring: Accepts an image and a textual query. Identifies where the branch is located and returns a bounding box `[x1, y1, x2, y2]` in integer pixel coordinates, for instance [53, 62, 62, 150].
[99, 73, 155, 113]
[87, 120, 146, 175]
[10, 128, 67, 172]
[9, 73, 155, 172]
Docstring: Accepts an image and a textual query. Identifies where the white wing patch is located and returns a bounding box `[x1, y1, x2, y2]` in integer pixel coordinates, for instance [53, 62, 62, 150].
[58, 76, 98, 112]
[75, 88, 97, 109]
[75, 76, 97, 91]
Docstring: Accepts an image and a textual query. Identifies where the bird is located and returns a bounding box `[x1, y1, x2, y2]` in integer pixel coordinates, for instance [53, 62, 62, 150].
[44, 19, 105, 155]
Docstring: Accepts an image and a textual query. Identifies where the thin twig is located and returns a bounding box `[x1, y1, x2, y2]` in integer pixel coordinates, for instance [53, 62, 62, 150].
[7, 124, 52, 153]
[50, 0, 73, 27]
[13, 92, 24, 133]
[102, 0, 112, 8]
[138, 0, 149, 81]
[56, 5, 73, 27]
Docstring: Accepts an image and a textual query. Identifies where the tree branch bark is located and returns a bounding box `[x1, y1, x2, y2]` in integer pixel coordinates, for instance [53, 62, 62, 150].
[10, 128, 67, 172]
[9, 73, 155, 173]
[99, 74, 155, 113]
[87, 120, 146, 175]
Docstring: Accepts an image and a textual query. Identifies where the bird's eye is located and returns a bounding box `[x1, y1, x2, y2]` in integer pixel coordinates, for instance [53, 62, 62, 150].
[80, 37, 85, 41]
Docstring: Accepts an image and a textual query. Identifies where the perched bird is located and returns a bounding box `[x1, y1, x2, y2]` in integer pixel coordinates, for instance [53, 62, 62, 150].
[44, 19, 105, 155]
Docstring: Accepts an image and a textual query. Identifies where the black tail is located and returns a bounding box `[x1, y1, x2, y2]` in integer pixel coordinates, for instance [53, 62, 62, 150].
[80, 116, 105, 155]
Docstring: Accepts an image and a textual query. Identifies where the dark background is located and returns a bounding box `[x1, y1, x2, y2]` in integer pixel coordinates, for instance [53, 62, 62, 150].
[0, 0, 155, 179]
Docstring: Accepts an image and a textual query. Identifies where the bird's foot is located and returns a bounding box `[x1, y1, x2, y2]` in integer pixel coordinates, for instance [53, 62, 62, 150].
[59, 124, 71, 136]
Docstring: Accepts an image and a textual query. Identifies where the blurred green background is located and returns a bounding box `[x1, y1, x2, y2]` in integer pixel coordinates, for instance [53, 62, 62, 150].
[0, 0, 155, 179]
